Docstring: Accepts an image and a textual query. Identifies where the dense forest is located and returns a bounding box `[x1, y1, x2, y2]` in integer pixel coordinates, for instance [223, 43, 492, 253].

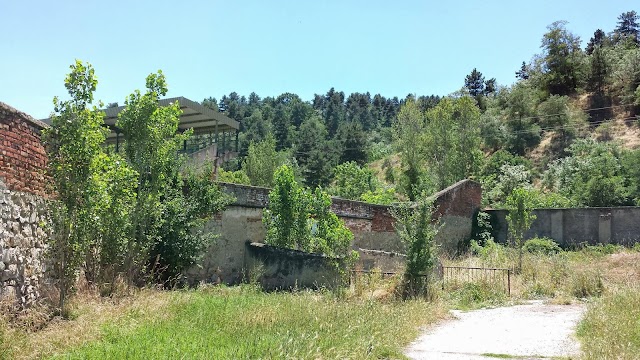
[207, 11, 640, 209]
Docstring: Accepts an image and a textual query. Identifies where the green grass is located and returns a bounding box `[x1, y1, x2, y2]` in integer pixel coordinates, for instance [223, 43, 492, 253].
[577, 286, 640, 360]
[53, 285, 446, 359]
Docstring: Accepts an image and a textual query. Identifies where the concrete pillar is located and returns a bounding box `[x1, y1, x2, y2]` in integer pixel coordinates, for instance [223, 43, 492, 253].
[599, 211, 612, 244]
[550, 210, 564, 245]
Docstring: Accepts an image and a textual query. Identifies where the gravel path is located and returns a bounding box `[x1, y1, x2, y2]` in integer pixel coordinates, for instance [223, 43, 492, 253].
[405, 300, 586, 359]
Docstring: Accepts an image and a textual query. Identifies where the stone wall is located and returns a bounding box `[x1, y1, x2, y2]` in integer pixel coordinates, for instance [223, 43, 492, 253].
[0, 102, 49, 306]
[488, 207, 640, 248]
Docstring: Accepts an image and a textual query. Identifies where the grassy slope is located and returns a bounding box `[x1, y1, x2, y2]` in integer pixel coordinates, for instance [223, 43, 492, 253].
[49, 286, 446, 360]
[577, 286, 640, 360]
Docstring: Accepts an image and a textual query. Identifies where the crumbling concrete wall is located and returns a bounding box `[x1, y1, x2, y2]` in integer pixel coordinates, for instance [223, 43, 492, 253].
[188, 180, 482, 285]
[244, 242, 342, 290]
[488, 207, 640, 248]
[0, 102, 49, 307]
[432, 179, 483, 253]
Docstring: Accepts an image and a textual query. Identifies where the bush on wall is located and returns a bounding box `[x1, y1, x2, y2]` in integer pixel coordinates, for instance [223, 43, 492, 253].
[263, 165, 357, 262]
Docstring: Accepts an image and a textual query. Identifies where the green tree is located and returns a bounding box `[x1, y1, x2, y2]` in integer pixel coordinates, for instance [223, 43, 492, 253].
[465, 68, 486, 97]
[540, 21, 586, 96]
[43, 60, 112, 310]
[515, 61, 530, 80]
[116, 71, 190, 283]
[393, 100, 427, 201]
[585, 29, 607, 55]
[263, 165, 309, 249]
[295, 116, 336, 188]
[542, 139, 632, 207]
[424, 97, 483, 190]
[505, 187, 538, 272]
[392, 200, 439, 299]
[329, 162, 377, 200]
[239, 109, 272, 157]
[614, 11, 639, 44]
[537, 95, 586, 153]
[263, 165, 355, 260]
[243, 135, 282, 187]
[503, 83, 542, 155]
[217, 168, 251, 185]
[335, 121, 368, 165]
[151, 167, 231, 282]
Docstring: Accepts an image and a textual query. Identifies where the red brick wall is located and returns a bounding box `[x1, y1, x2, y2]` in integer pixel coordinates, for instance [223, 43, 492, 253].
[0, 102, 49, 197]
[432, 179, 482, 220]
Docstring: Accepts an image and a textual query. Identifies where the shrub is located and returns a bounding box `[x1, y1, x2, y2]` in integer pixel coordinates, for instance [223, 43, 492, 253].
[523, 237, 562, 255]
[392, 200, 439, 299]
[217, 168, 250, 185]
[570, 269, 604, 298]
[263, 165, 356, 261]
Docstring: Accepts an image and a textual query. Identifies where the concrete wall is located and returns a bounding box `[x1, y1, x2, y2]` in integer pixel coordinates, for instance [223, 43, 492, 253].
[244, 242, 342, 290]
[488, 207, 640, 248]
[0, 102, 49, 307]
[432, 179, 483, 253]
[188, 180, 482, 285]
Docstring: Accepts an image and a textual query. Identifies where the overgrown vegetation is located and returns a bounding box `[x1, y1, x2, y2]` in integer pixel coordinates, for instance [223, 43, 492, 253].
[263, 165, 356, 262]
[578, 286, 640, 359]
[392, 200, 439, 299]
[211, 10, 640, 211]
[43, 61, 231, 310]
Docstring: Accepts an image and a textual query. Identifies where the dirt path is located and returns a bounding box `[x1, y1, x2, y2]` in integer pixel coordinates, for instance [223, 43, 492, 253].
[405, 300, 586, 359]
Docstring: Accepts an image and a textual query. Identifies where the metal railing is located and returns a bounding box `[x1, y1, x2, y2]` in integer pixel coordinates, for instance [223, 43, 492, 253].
[441, 265, 511, 296]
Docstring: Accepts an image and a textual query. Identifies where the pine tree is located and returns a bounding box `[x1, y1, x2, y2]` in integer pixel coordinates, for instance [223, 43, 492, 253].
[585, 29, 607, 55]
[465, 68, 486, 97]
[614, 11, 640, 44]
[515, 62, 530, 80]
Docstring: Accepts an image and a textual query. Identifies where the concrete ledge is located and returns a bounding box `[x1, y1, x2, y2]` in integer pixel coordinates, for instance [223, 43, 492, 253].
[244, 242, 343, 290]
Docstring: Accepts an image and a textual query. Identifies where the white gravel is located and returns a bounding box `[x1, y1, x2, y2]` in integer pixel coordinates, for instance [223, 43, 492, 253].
[405, 300, 586, 360]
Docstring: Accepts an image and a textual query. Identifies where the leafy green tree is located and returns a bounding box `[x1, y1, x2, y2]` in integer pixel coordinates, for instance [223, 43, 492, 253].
[272, 104, 295, 151]
[505, 187, 538, 272]
[243, 135, 282, 187]
[308, 188, 355, 259]
[537, 95, 586, 153]
[360, 187, 397, 205]
[117, 71, 190, 283]
[543, 139, 632, 207]
[263, 165, 309, 249]
[329, 162, 377, 200]
[88, 152, 138, 293]
[239, 109, 272, 157]
[151, 167, 231, 282]
[503, 83, 542, 155]
[43, 60, 112, 310]
[540, 21, 586, 96]
[424, 97, 483, 190]
[323, 88, 346, 136]
[588, 45, 610, 93]
[263, 165, 355, 260]
[393, 99, 427, 201]
[392, 200, 439, 299]
[515, 61, 530, 80]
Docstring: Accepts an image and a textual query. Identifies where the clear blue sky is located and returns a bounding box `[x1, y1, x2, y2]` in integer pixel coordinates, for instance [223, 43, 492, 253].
[0, 1, 635, 119]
